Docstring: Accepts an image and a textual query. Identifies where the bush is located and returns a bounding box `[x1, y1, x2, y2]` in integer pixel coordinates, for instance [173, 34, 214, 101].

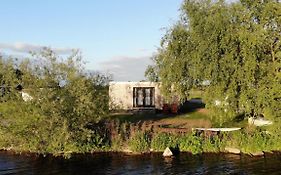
[151, 133, 178, 151]
[178, 133, 203, 154]
[0, 49, 110, 155]
[110, 134, 123, 151]
[226, 128, 275, 153]
[128, 131, 150, 152]
[202, 135, 225, 153]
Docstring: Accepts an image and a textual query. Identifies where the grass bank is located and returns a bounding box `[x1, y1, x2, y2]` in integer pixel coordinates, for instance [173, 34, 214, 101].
[103, 116, 281, 155]
[1, 105, 281, 157]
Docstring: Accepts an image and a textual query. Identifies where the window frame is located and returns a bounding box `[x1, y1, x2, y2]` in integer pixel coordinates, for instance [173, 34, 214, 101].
[133, 87, 155, 107]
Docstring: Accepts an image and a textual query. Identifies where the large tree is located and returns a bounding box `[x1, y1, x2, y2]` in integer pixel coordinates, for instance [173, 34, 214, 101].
[0, 49, 110, 153]
[146, 0, 281, 125]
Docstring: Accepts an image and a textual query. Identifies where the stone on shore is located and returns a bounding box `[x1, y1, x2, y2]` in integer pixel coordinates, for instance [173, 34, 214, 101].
[251, 151, 264, 156]
[123, 148, 133, 153]
[163, 147, 173, 157]
[225, 147, 241, 154]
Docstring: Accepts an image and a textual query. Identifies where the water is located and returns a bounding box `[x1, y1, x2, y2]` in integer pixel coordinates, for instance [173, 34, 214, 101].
[0, 151, 281, 175]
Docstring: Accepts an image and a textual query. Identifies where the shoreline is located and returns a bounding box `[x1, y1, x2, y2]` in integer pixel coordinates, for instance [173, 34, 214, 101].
[1, 147, 280, 158]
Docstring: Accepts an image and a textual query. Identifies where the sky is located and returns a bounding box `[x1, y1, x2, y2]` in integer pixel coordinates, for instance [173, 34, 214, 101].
[0, 0, 183, 81]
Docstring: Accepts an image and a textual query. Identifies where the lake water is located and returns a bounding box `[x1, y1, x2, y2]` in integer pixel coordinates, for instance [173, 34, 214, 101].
[0, 151, 281, 175]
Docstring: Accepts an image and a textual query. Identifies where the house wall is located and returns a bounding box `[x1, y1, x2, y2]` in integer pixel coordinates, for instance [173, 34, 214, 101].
[109, 82, 163, 110]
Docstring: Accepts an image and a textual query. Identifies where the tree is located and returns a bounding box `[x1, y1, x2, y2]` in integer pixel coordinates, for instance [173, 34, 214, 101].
[145, 55, 160, 82]
[146, 0, 281, 125]
[0, 48, 110, 153]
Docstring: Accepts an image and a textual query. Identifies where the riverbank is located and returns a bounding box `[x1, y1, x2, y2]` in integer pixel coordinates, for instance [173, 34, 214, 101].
[1, 145, 281, 159]
[1, 122, 281, 158]
[1, 103, 281, 158]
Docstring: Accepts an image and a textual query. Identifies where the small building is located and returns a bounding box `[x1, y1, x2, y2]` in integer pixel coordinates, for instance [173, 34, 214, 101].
[109, 82, 164, 111]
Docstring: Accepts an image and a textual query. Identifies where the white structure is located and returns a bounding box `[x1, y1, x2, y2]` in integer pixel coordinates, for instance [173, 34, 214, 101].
[109, 82, 164, 111]
[248, 117, 273, 126]
[163, 147, 173, 157]
[194, 128, 241, 132]
[21, 91, 33, 101]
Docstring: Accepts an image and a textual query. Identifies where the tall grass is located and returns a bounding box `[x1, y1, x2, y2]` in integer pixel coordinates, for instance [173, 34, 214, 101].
[128, 131, 151, 152]
[151, 133, 179, 151]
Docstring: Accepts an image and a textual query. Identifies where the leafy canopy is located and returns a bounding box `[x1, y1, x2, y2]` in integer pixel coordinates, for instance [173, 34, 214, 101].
[0, 48, 110, 153]
[146, 0, 281, 125]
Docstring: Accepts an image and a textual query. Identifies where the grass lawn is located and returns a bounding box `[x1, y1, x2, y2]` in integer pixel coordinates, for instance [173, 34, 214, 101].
[109, 108, 209, 122]
[108, 98, 249, 131]
[109, 108, 212, 131]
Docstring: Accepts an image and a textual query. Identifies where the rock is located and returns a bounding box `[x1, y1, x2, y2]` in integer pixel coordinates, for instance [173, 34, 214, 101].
[251, 151, 264, 156]
[123, 148, 133, 153]
[225, 147, 241, 154]
[163, 147, 173, 157]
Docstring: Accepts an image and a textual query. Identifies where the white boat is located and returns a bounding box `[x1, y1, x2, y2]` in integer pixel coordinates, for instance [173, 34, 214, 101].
[194, 128, 241, 132]
[248, 117, 273, 126]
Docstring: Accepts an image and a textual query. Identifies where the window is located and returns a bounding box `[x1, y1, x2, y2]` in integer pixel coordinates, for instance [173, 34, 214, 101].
[133, 87, 155, 107]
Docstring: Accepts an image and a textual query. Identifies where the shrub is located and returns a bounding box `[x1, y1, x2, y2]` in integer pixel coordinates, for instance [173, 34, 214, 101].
[151, 133, 178, 151]
[178, 133, 203, 154]
[226, 129, 274, 153]
[0, 49, 110, 155]
[110, 134, 123, 151]
[202, 135, 225, 153]
[128, 131, 150, 152]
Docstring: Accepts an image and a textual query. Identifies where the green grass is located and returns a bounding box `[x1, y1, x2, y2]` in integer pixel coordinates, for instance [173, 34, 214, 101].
[222, 119, 248, 128]
[128, 131, 151, 152]
[109, 110, 210, 123]
[108, 113, 163, 123]
[176, 112, 209, 120]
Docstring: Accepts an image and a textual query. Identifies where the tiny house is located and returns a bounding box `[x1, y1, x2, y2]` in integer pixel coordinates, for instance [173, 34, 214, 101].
[109, 82, 164, 111]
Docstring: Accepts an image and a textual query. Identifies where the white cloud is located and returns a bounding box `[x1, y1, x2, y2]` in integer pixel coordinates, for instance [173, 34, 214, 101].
[0, 42, 75, 55]
[137, 48, 151, 53]
[99, 55, 153, 82]
[226, 0, 238, 3]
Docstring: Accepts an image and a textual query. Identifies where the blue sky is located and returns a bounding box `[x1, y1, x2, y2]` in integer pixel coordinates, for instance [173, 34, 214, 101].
[0, 0, 183, 81]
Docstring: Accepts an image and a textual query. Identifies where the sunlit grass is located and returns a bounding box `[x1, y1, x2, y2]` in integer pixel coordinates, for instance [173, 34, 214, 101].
[109, 110, 210, 123]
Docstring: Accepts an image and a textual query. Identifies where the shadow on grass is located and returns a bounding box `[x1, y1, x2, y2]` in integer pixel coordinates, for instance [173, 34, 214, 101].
[108, 113, 169, 123]
[178, 98, 205, 113]
[109, 98, 207, 123]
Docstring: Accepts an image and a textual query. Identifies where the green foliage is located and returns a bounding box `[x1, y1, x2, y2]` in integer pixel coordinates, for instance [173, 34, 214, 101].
[128, 131, 151, 152]
[151, 133, 179, 151]
[0, 101, 75, 154]
[0, 48, 110, 155]
[146, 0, 281, 125]
[110, 134, 124, 151]
[0, 58, 22, 102]
[226, 127, 281, 153]
[202, 135, 225, 153]
[178, 133, 203, 154]
[228, 131, 266, 153]
[151, 132, 225, 154]
[77, 130, 109, 152]
[145, 63, 159, 82]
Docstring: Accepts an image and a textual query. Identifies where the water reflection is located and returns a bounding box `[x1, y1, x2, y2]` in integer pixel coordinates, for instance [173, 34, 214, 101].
[0, 151, 281, 175]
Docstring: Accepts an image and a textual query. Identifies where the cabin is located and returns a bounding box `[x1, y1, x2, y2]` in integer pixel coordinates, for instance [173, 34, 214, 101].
[109, 82, 164, 112]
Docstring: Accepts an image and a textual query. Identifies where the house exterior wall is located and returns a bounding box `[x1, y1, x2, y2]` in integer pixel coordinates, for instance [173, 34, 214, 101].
[109, 82, 163, 110]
